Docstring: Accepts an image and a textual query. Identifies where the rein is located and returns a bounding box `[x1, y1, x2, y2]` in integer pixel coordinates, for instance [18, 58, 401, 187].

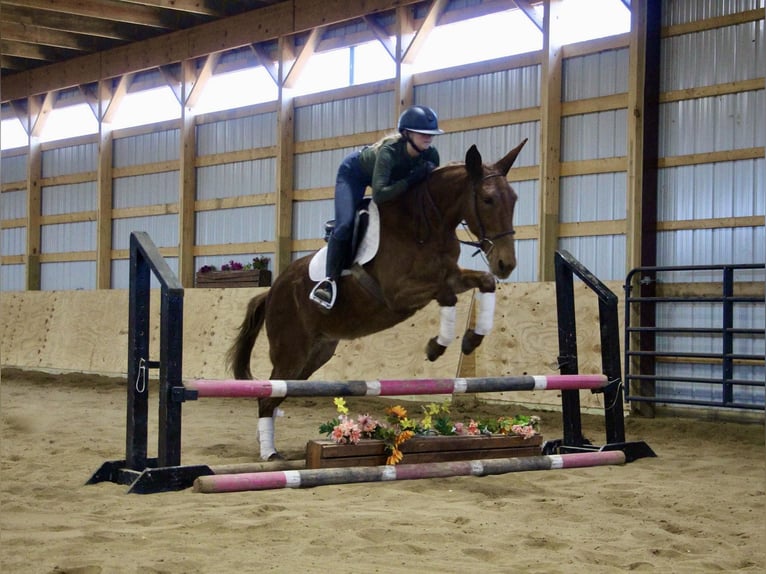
[459, 172, 516, 257]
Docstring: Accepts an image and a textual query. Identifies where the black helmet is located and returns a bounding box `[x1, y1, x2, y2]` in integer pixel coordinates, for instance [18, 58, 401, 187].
[397, 105, 444, 135]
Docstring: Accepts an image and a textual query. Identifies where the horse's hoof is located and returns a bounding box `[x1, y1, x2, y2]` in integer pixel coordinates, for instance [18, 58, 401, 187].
[426, 336, 447, 362]
[461, 330, 484, 355]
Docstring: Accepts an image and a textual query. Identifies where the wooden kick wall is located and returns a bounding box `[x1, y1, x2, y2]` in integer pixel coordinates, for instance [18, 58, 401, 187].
[0, 281, 622, 411]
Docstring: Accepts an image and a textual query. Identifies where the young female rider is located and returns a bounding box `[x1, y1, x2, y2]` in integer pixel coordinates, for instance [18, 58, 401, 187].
[310, 105, 444, 309]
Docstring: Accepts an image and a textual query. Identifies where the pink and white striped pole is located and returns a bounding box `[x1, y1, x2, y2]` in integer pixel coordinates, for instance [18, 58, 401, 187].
[193, 450, 626, 494]
[186, 374, 609, 399]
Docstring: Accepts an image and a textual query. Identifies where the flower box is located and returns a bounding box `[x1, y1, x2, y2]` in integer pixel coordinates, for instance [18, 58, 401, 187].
[195, 269, 272, 288]
[305, 434, 543, 469]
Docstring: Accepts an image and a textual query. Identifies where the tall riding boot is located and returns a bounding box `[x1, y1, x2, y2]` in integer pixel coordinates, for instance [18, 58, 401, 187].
[310, 237, 349, 309]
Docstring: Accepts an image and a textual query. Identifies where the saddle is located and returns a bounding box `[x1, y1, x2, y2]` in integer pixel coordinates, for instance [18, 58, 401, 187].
[308, 198, 380, 282]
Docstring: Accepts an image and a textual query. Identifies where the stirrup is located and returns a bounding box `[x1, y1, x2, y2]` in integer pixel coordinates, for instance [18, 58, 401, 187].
[309, 279, 337, 310]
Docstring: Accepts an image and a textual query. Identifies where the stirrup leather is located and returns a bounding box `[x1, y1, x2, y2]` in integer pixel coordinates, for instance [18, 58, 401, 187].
[309, 279, 337, 310]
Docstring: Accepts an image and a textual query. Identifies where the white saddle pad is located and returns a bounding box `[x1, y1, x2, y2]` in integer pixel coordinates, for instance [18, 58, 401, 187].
[309, 200, 380, 282]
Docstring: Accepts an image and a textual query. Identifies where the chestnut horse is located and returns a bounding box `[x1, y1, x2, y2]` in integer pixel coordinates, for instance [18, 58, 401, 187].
[227, 139, 527, 459]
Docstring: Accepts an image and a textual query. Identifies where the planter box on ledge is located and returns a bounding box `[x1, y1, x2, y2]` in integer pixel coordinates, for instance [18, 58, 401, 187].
[305, 434, 543, 469]
[195, 269, 272, 288]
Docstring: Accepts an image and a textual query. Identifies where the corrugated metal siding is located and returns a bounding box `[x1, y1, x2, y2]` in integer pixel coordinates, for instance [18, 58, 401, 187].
[41, 182, 97, 215]
[41, 143, 97, 177]
[295, 147, 356, 189]
[0, 264, 25, 291]
[1, 189, 26, 219]
[196, 159, 275, 199]
[195, 206, 275, 245]
[1, 227, 25, 255]
[560, 172, 626, 222]
[113, 130, 180, 167]
[438, 122, 539, 167]
[112, 215, 178, 250]
[41, 221, 96, 253]
[662, 0, 765, 26]
[1, 154, 27, 183]
[111, 257, 179, 290]
[559, 235, 626, 280]
[295, 92, 395, 141]
[561, 110, 628, 161]
[113, 172, 179, 208]
[661, 22, 764, 89]
[458, 239, 538, 283]
[40, 261, 95, 290]
[196, 112, 277, 154]
[293, 199, 334, 240]
[563, 48, 629, 100]
[414, 65, 541, 120]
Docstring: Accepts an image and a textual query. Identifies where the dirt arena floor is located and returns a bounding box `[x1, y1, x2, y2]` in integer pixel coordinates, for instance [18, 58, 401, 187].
[1, 368, 764, 573]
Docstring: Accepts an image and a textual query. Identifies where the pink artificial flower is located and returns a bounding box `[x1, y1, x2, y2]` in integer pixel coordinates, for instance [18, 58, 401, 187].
[467, 420, 480, 435]
[331, 425, 346, 443]
[357, 414, 377, 434]
[454, 422, 465, 435]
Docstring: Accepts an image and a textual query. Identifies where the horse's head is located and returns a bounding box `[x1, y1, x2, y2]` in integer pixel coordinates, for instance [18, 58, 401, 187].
[462, 139, 527, 279]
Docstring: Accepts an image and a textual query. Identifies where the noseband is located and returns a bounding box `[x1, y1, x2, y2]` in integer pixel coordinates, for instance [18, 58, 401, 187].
[459, 172, 516, 257]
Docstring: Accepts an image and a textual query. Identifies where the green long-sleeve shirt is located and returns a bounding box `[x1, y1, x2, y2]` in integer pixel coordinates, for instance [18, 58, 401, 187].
[357, 134, 440, 203]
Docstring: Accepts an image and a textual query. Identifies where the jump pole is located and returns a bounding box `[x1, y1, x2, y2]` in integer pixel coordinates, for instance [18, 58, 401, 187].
[185, 374, 608, 398]
[194, 450, 626, 494]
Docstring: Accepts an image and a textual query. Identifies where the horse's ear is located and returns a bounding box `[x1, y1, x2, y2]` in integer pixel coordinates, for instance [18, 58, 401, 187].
[496, 138, 528, 176]
[465, 144, 482, 179]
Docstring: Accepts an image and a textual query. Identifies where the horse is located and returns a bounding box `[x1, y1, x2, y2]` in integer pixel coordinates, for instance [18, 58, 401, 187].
[227, 139, 527, 459]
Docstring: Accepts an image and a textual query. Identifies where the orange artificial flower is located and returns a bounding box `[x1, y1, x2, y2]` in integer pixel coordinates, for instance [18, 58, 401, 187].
[386, 448, 404, 465]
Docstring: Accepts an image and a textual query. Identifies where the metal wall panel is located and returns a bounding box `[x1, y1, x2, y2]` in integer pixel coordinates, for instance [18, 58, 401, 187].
[563, 48, 629, 100]
[414, 65, 541, 120]
[112, 172, 179, 208]
[112, 214, 178, 250]
[661, 22, 764, 90]
[0, 264, 25, 291]
[659, 92, 765, 156]
[196, 159, 276, 200]
[1, 154, 27, 183]
[293, 199, 333, 240]
[560, 172, 626, 222]
[662, 0, 765, 26]
[561, 109, 628, 161]
[458, 238, 537, 283]
[559, 235, 627, 281]
[40, 261, 95, 290]
[111, 257, 178, 290]
[294, 147, 356, 189]
[41, 143, 97, 177]
[41, 221, 96, 253]
[295, 92, 395, 141]
[657, 227, 766, 270]
[196, 113, 277, 155]
[438, 122, 539, 167]
[1, 189, 26, 219]
[195, 206, 275, 245]
[113, 129, 180, 167]
[41, 182, 97, 215]
[513, 179, 539, 227]
[1, 227, 25, 255]
[658, 159, 765, 222]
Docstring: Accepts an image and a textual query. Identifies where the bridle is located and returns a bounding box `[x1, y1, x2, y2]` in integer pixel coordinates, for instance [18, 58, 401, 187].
[459, 172, 516, 257]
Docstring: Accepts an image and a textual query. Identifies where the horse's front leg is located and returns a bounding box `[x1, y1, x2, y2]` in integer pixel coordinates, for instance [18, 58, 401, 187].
[452, 270, 498, 356]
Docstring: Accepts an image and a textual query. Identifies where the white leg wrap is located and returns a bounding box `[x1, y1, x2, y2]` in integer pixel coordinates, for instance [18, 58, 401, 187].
[436, 306, 457, 347]
[474, 291, 496, 336]
[258, 417, 276, 461]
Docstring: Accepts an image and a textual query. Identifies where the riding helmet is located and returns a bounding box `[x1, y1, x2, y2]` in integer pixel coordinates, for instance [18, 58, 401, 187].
[397, 105, 444, 135]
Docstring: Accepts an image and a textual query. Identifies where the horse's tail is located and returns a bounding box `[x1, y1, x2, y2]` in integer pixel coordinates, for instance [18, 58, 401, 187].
[225, 292, 268, 380]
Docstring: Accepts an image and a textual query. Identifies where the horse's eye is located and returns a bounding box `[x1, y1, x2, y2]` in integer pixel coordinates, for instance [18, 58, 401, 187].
[483, 196, 493, 205]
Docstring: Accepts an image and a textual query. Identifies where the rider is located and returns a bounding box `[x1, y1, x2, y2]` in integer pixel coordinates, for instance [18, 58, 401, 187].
[310, 105, 444, 310]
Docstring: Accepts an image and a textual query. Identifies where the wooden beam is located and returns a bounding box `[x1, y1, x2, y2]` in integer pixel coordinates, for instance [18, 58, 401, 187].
[178, 59, 197, 287]
[251, 43, 279, 85]
[25, 134, 42, 290]
[402, 0, 448, 65]
[1, 0, 183, 29]
[283, 27, 324, 89]
[96, 79, 114, 289]
[395, 5, 415, 111]
[514, 0, 543, 31]
[363, 14, 396, 60]
[275, 36, 296, 276]
[2, 0, 425, 102]
[537, 0, 563, 281]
